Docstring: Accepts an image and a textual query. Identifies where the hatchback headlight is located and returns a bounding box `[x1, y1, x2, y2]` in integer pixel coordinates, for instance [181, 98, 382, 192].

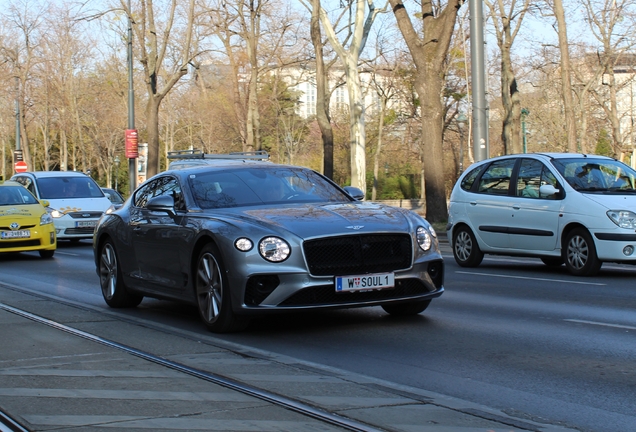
[259, 237, 291, 262]
[607, 210, 636, 229]
[40, 212, 53, 225]
[416, 226, 432, 251]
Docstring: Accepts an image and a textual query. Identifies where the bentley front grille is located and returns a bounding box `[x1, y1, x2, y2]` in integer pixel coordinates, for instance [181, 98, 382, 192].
[303, 234, 412, 276]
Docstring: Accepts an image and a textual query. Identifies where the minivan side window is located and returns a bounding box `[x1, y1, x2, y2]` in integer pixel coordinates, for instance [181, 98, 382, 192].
[460, 165, 485, 191]
[516, 159, 561, 199]
[478, 159, 515, 195]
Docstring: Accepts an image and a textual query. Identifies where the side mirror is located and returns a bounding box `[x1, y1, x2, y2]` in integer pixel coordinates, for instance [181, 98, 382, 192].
[40, 199, 50, 207]
[343, 186, 365, 201]
[539, 184, 560, 197]
[147, 195, 176, 217]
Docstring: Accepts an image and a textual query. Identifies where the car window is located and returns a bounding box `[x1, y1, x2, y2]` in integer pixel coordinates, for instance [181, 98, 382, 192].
[188, 167, 350, 209]
[552, 158, 636, 192]
[36, 176, 105, 199]
[0, 186, 39, 205]
[12, 176, 37, 197]
[460, 165, 485, 191]
[134, 176, 184, 210]
[478, 159, 515, 195]
[516, 159, 561, 199]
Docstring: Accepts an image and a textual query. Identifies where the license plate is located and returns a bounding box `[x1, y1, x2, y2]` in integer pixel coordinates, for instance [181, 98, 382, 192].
[75, 220, 96, 228]
[1, 230, 31, 239]
[335, 272, 395, 292]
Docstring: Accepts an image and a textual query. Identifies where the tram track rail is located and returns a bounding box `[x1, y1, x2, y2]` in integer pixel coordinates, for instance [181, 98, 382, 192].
[0, 299, 381, 432]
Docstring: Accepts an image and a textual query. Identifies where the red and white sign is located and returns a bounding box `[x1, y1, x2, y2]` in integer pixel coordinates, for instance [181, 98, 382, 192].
[14, 161, 28, 173]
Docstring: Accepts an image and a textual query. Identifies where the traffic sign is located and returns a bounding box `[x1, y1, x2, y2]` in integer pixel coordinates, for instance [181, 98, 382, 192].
[14, 161, 28, 173]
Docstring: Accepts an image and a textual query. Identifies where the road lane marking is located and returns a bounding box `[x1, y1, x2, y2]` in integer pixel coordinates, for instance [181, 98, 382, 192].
[455, 271, 606, 286]
[564, 319, 636, 330]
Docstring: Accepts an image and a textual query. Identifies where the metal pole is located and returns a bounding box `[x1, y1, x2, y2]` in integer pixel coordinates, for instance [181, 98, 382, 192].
[127, 0, 137, 194]
[469, 0, 489, 161]
[15, 76, 20, 151]
[521, 108, 529, 153]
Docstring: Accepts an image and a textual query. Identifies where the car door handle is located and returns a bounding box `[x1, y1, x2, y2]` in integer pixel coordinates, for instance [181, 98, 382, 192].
[513, 205, 520, 210]
[470, 201, 477, 206]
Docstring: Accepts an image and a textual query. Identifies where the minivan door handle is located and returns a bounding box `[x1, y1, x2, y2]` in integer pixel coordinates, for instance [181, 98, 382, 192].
[513, 205, 520, 210]
[470, 201, 477, 206]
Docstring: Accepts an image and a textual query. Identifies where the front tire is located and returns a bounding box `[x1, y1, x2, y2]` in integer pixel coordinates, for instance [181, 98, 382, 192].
[195, 244, 249, 333]
[382, 300, 431, 316]
[563, 228, 602, 276]
[99, 240, 143, 308]
[39, 250, 55, 259]
[452, 225, 484, 267]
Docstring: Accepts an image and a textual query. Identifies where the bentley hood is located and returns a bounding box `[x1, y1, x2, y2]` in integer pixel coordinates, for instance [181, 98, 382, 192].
[236, 202, 417, 238]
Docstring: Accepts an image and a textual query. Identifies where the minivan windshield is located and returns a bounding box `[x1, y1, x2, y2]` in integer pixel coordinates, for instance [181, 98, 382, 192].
[37, 176, 105, 199]
[551, 158, 636, 192]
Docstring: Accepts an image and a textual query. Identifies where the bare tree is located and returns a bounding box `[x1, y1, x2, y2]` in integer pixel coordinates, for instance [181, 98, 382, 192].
[389, 0, 461, 222]
[484, 0, 532, 154]
[125, 0, 197, 177]
[300, 0, 386, 194]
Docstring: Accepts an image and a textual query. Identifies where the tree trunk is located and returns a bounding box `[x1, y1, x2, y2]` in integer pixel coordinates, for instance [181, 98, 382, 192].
[146, 96, 162, 178]
[310, 0, 334, 179]
[553, 0, 577, 153]
[501, 47, 522, 154]
[389, 0, 460, 222]
[346, 66, 367, 193]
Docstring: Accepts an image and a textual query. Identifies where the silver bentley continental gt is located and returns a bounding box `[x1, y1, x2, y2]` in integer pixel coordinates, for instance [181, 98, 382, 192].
[93, 156, 444, 333]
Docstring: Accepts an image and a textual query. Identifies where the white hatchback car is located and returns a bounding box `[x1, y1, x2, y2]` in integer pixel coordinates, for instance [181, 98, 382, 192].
[447, 153, 636, 276]
[10, 171, 112, 242]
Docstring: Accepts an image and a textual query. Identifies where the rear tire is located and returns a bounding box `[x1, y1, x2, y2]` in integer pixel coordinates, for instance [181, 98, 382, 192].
[195, 243, 249, 333]
[563, 228, 602, 276]
[99, 240, 143, 307]
[452, 226, 484, 267]
[382, 300, 431, 316]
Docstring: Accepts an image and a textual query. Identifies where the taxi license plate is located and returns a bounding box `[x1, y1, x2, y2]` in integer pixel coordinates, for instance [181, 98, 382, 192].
[1, 230, 31, 239]
[335, 272, 395, 292]
[75, 220, 96, 228]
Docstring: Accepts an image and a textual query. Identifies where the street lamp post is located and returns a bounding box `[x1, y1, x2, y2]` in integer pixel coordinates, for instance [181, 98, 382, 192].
[521, 108, 529, 153]
[457, 113, 468, 175]
[114, 156, 120, 191]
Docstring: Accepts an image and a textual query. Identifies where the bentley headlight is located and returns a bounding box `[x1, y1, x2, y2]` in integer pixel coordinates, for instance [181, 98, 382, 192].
[40, 212, 53, 225]
[416, 226, 432, 251]
[259, 237, 291, 262]
[235, 237, 254, 252]
[607, 210, 636, 229]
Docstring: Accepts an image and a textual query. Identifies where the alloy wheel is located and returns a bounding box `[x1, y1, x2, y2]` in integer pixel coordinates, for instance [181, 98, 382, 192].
[100, 243, 117, 300]
[566, 234, 589, 270]
[196, 252, 223, 324]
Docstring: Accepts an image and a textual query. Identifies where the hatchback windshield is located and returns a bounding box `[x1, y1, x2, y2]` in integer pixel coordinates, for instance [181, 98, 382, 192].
[189, 167, 350, 209]
[37, 176, 105, 199]
[551, 158, 636, 192]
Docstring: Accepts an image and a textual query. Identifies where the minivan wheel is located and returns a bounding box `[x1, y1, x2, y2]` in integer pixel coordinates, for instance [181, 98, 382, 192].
[563, 228, 602, 276]
[452, 226, 484, 267]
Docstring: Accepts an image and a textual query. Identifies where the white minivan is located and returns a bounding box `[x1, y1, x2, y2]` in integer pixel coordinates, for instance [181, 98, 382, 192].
[11, 171, 112, 242]
[447, 153, 636, 276]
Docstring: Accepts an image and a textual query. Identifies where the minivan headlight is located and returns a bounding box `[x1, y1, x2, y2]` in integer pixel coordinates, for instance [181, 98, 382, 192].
[49, 208, 63, 218]
[607, 210, 636, 229]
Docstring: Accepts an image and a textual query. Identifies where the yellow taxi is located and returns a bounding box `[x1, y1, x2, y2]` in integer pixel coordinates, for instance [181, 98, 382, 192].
[0, 182, 56, 258]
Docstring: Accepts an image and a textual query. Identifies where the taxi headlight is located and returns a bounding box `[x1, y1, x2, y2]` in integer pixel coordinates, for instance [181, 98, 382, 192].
[416, 226, 432, 251]
[607, 210, 636, 229]
[40, 212, 53, 225]
[259, 237, 291, 262]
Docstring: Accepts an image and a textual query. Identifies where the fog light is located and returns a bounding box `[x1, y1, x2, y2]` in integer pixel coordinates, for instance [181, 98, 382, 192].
[623, 245, 634, 256]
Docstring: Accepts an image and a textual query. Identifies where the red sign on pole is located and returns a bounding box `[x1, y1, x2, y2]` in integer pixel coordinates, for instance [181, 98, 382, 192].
[14, 161, 28, 173]
[125, 129, 139, 159]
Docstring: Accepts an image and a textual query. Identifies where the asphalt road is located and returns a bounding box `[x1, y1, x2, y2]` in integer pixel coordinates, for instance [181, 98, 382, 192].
[1, 239, 634, 432]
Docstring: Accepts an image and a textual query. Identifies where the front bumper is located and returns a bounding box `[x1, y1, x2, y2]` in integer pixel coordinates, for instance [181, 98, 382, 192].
[53, 216, 99, 239]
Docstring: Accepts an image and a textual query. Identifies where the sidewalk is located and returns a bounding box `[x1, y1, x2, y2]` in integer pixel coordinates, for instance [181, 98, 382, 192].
[0, 283, 576, 432]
